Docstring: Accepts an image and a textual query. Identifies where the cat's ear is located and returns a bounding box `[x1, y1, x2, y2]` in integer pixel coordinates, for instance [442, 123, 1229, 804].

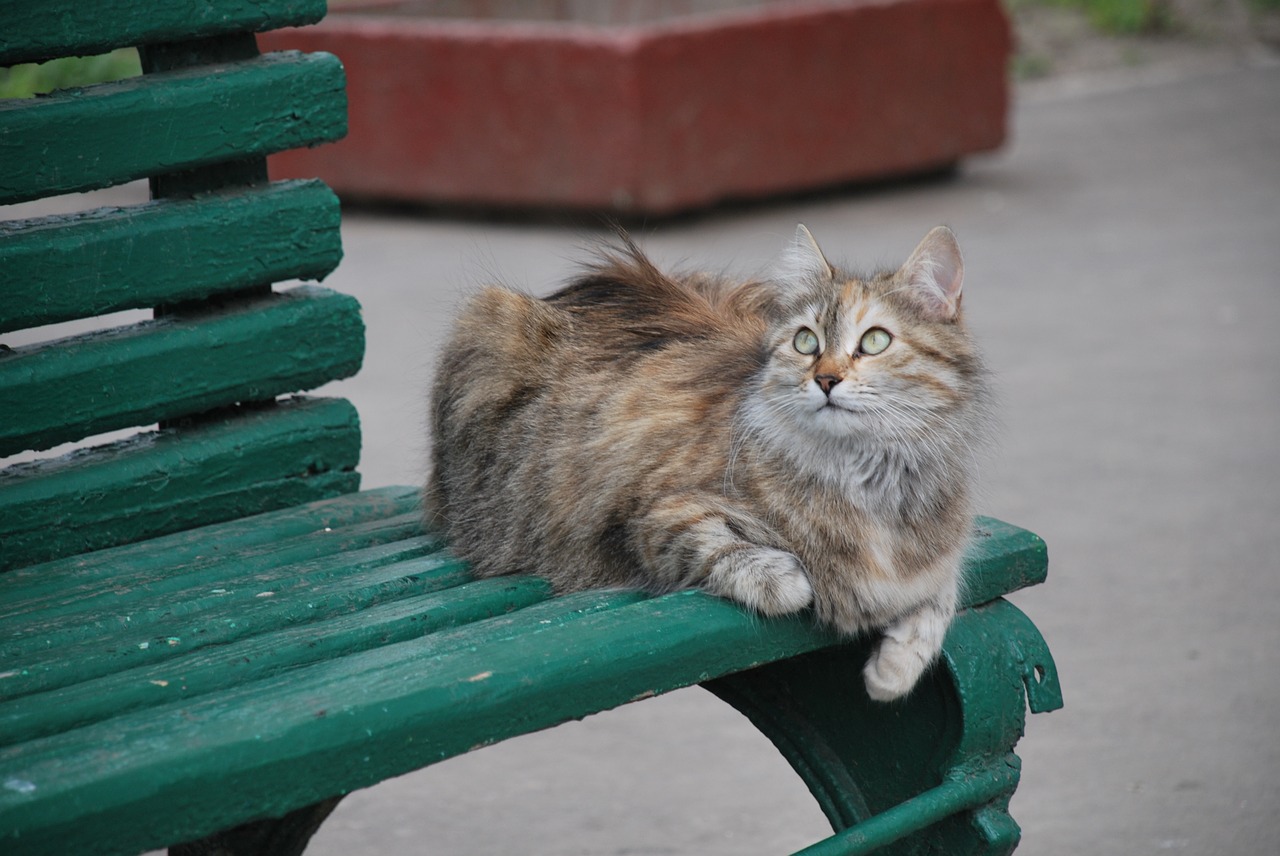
[771, 224, 834, 292]
[900, 226, 964, 321]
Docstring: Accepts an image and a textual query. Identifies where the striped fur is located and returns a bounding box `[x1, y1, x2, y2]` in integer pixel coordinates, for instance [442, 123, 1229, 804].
[427, 227, 993, 700]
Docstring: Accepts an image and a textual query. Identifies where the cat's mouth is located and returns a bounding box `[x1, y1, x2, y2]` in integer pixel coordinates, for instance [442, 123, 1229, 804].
[817, 400, 858, 416]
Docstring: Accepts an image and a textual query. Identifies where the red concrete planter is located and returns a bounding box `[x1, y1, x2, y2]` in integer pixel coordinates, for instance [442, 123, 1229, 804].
[263, 0, 1011, 215]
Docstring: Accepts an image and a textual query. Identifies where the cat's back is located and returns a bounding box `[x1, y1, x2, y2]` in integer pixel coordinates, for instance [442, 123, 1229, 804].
[544, 244, 760, 356]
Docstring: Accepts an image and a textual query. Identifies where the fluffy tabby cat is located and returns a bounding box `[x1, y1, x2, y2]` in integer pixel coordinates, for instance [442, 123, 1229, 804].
[426, 226, 992, 700]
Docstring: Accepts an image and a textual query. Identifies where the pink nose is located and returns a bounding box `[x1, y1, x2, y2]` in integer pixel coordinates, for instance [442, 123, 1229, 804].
[815, 374, 842, 395]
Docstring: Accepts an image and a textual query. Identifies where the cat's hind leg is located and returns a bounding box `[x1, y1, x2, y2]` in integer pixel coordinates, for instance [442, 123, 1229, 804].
[631, 495, 813, 616]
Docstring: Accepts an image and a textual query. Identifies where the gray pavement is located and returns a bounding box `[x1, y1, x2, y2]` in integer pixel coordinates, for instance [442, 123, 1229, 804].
[302, 61, 1280, 855]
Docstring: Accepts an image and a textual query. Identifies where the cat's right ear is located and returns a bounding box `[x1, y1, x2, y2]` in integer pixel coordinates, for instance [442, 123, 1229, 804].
[770, 225, 835, 294]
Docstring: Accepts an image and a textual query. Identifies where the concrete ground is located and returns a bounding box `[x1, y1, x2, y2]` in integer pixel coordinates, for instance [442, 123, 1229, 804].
[297, 59, 1280, 855]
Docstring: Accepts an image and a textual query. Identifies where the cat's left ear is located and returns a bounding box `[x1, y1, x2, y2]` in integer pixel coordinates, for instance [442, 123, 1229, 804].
[900, 226, 964, 321]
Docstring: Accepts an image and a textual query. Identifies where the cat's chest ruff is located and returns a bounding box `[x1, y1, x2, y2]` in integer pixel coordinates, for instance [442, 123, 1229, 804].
[793, 505, 961, 622]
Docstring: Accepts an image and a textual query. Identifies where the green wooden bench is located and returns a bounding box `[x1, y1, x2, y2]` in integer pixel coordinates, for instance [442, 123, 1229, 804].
[0, 2, 1062, 854]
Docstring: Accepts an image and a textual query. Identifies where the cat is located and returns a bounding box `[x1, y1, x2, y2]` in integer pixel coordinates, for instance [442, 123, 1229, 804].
[426, 225, 992, 701]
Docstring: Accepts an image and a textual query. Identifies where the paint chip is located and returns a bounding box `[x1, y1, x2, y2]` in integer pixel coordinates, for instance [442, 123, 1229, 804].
[150, 680, 169, 687]
[3, 778, 36, 795]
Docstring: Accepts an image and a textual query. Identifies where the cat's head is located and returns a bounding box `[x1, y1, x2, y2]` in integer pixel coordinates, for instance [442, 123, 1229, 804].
[748, 225, 988, 454]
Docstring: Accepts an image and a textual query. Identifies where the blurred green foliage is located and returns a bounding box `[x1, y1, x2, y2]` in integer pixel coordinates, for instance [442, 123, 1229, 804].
[0, 48, 142, 99]
[1006, 0, 1173, 34]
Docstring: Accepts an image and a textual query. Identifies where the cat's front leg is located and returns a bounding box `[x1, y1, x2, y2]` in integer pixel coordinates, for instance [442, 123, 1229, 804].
[704, 543, 814, 616]
[862, 594, 956, 702]
[632, 496, 813, 616]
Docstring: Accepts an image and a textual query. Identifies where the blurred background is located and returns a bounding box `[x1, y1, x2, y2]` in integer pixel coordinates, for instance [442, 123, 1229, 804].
[4, 1, 1278, 853]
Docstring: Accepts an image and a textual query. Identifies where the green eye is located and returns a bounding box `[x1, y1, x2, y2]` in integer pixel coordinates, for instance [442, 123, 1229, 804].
[859, 327, 892, 355]
[793, 327, 820, 355]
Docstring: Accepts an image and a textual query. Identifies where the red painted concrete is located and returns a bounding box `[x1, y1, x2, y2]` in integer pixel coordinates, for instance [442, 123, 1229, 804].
[263, 0, 1011, 215]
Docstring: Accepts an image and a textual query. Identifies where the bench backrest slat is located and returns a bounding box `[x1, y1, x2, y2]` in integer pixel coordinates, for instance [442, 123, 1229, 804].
[0, 3, 358, 572]
[0, 286, 363, 458]
[0, 52, 346, 205]
[0, 180, 342, 333]
[0, 398, 362, 571]
[0, 0, 327, 66]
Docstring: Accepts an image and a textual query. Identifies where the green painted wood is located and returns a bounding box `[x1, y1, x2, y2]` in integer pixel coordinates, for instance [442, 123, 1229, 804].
[0, 483, 414, 591]
[0, 285, 364, 457]
[0, 485, 421, 592]
[0, 512, 426, 629]
[0, 577, 554, 745]
[963, 517, 1048, 605]
[0, 398, 362, 572]
[0, 0, 326, 67]
[3, 544, 453, 695]
[0, 51, 346, 205]
[0, 181, 342, 334]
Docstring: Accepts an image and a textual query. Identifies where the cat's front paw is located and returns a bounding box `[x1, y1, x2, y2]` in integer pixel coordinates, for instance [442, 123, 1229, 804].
[861, 606, 951, 701]
[708, 547, 813, 616]
[862, 634, 932, 701]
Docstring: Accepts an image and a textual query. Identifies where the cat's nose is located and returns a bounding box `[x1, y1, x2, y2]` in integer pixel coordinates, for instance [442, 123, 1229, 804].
[814, 374, 842, 396]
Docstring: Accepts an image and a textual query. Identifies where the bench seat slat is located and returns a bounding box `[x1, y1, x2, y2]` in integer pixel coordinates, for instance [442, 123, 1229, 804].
[3, 538, 447, 663]
[0, 577, 554, 747]
[0, 485, 421, 589]
[4, 548, 469, 699]
[0, 0, 326, 66]
[0, 397, 364, 572]
[0, 513, 430, 628]
[0, 180, 343, 334]
[0, 286, 364, 457]
[0, 51, 346, 205]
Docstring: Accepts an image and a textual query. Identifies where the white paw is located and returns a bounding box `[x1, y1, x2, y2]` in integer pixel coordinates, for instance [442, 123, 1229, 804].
[711, 547, 813, 616]
[862, 634, 932, 702]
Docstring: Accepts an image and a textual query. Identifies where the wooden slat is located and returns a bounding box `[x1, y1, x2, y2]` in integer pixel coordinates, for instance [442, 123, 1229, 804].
[962, 517, 1048, 603]
[0, 486, 422, 593]
[0, 181, 343, 334]
[0, 51, 346, 205]
[0, 513, 427, 627]
[0, 398, 362, 572]
[0, 577, 554, 745]
[1, 518, 430, 638]
[0, 286, 364, 457]
[3, 548, 458, 697]
[0, 0, 327, 66]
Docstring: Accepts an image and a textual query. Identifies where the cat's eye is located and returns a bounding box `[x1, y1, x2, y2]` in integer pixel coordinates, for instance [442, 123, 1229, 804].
[859, 327, 892, 355]
[793, 328, 820, 355]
